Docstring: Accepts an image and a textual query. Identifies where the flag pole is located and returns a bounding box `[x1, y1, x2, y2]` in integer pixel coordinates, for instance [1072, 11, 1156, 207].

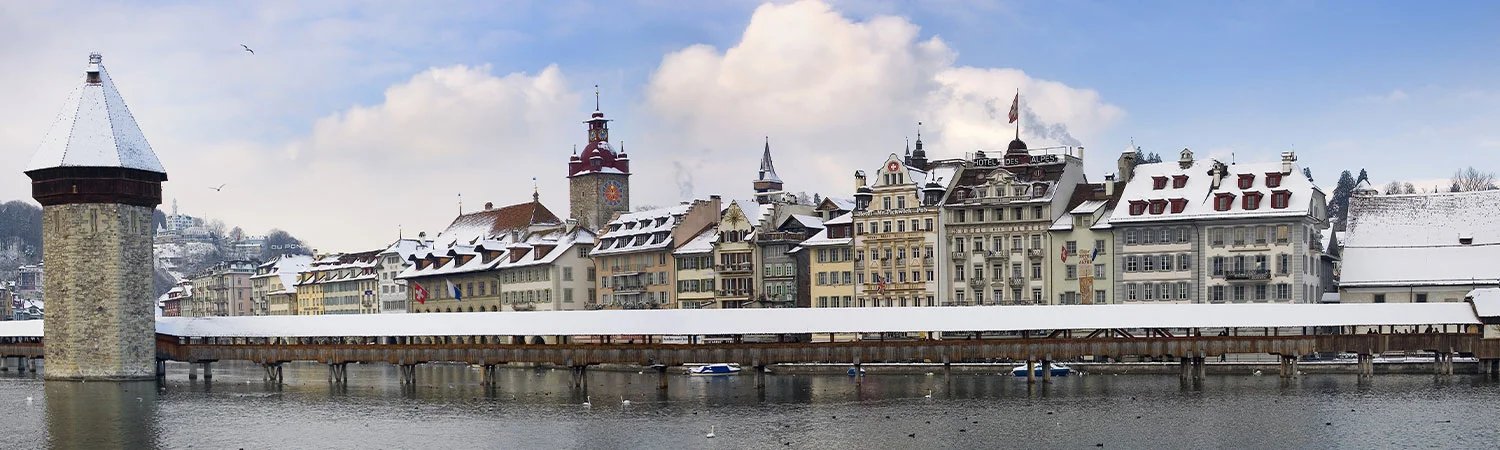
[1014, 88, 1020, 141]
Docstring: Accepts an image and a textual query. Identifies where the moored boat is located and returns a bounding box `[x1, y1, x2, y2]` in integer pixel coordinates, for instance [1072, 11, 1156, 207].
[1011, 364, 1073, 377]
[689, 363, 742, 376]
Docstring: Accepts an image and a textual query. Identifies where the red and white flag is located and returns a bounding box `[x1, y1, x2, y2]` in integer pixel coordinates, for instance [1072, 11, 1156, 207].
[412, 282, 429, 304]
[1060, 245, 1069, 263]
[1008, 92, 1019, 124]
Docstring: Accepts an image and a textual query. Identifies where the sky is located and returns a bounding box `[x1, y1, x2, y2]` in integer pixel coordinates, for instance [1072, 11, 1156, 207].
[3, 0, 1498, 251]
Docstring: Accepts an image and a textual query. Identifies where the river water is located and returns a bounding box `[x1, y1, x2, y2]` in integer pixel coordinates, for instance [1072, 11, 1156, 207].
[0, 361, 1496, 449]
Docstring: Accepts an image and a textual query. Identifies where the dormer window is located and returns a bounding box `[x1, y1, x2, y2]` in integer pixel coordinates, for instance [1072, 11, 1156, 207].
[1169, 198, 1188, 213]
[1214, 193, 1235, 211]
[1237, 174, 1255, 189]
[1460, 236, 1474, 245]
[1243, 192, 1264, 210]
[1152, 176, 1168, 190]
[1265, 172, 1283, 188]
[1129, 200, 1148, 216]
[1270, 190, 1291, 209]
[1148, 199, 1167, 215]
[1172, 175, 1188, 189]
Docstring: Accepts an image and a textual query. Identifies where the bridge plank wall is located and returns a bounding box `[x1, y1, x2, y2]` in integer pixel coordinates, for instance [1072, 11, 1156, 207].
[153, 333, 1500, 367]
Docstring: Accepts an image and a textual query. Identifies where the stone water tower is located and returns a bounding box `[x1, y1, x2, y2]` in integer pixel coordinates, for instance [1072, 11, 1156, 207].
[25, 53, 166, 380]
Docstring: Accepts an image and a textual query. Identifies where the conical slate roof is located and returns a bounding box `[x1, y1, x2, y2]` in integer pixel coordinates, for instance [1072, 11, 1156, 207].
[757, 140, 781, 183]
[27, 53, 165, 174]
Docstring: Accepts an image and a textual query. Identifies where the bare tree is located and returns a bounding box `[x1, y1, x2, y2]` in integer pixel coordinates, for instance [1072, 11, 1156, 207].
[1450, 166, 1498, 192]
[1402, 182, 1417, 194]
[1383, 181, 1402, 195]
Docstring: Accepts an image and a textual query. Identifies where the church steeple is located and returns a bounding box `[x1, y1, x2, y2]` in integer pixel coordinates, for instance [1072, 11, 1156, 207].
[753, 137, 784, 204]
[907, 121, 929, 170]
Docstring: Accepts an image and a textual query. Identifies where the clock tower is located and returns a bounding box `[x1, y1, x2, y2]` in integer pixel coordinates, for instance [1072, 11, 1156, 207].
[568, 88, 631, 230]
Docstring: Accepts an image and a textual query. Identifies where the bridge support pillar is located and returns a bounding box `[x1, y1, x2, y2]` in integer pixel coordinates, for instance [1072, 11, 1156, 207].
[754, 365, 767, 390]
[481, 364, 497, 387]
[1041, 358, 1053, 383]
[399, 364, 418, 385]
[1278, 356, 1291, 378]
[570, 366, 587, 389]
[263, 363, 283, 383]
[1179, 357, 1190, 380]
[328, 363, 348, 384]
[155, 360, 166, 379]
[1025, 360, 1036, 384]
[1194, 356, 1207, 380]
[655, 365, 669, 391]
[1357, 354, 1373, 376]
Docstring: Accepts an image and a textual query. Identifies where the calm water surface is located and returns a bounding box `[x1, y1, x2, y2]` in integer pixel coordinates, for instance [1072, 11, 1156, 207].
[0, 361, 1496, 449]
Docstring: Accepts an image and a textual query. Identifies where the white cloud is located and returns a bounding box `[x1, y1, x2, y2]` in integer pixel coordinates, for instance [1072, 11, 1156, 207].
[636, 0, 1123, 205]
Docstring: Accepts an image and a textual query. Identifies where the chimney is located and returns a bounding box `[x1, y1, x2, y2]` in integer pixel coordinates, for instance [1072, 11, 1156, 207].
[1076, 146, 1085, 162]
[708, 195, 723, 220]
[1104, 174, 1116, 197]
[418, 231, 427, 240]
[484, 202, 493, 211]
[1280, 151, 1297, 175]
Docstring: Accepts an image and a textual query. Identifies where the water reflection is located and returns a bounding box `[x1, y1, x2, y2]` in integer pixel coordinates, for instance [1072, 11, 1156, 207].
[45, 381, 158, 449]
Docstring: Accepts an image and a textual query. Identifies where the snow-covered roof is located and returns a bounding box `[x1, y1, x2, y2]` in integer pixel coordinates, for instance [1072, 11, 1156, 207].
[433, 201, 561, 248]
[592, 204, 692, 256]
[0, 303, 1478, 338]
[1109, 159, 1319, 223]
[402, 226, 593, 278]
[380, 238, 434, 261]
[1070, 200, 1109, 215]
[1341, 190, 1500, 287]
[824, 197, 855, 211]
[673, 226, 718, 255]
[27, 53, 165, 174]
[823, 212, 852, 225]
[787, 214, 824, 229]
[1469, 288, 1500, 317]
[794, 227, 851, 248]
[253, 255, 312, 294]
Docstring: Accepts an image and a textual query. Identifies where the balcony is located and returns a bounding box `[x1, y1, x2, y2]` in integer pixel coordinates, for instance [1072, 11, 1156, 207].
[854, 260, 865, 270]
[1008, 277, 1026, 287]
[714, 263, 753, 274]
[985, 251, 1008, 261]
[968, 278, 987, 289]
[1225, 270, 1271, 282]
[894, 258, 907, 267]
[758, 231, 808, 243]
[716, 289, 751, 298]
[922, 256, 934, 267]
[1027, 249, 1044, 259]
[950, 251, 966, 261]
[613, 284, 646, 294]
[879, 258, 892, 267]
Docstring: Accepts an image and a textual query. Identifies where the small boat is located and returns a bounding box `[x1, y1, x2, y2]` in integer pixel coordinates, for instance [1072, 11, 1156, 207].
[1011, 364, 1073, 377]
[689, 363, 742, 376]
[847, 366, 866, 377]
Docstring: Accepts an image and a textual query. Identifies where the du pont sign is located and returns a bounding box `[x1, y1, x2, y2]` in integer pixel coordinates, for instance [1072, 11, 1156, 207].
[974, 153, 1062, 167]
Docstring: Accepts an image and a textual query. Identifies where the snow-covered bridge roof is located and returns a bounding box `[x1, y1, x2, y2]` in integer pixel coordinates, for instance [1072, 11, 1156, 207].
[0, 303, 1481, 338]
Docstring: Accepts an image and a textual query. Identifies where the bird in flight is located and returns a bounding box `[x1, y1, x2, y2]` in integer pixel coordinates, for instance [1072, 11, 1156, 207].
[241, 44, 254, 55]
[210, 184, 226, 192]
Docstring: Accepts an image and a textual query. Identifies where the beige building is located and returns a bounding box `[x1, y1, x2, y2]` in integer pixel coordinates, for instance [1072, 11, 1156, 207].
[251, 255, 311, 316]
[592, 197, 720, 309]
[295, 250, 381, 315]
[851, 153, 958, 307]
[188, 260, 257, 316]
[798, 212, 855, 308]
[673, 227, 718, 309]
[713, 201, 758, 308]
[377, 238, 431, 313]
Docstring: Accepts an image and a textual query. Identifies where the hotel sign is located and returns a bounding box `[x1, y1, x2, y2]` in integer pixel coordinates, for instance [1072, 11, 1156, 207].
[974, 154, 1061, 167]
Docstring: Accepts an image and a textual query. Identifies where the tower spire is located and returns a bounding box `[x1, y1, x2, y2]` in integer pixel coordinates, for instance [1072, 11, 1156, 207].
[532, 177, 539, 202]
[753, 136, 783, 204]
[594, 84, 600, 111]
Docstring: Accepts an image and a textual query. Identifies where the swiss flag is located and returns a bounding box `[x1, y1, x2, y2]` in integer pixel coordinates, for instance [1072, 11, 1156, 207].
[412, 282, 429, 304]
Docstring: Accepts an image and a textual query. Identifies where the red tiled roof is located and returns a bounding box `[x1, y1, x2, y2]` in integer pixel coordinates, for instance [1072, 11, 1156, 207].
[440, 201, 562, 241]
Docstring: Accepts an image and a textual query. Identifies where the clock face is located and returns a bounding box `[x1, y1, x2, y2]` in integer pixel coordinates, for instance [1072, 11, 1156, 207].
[601, 179, 625, 206]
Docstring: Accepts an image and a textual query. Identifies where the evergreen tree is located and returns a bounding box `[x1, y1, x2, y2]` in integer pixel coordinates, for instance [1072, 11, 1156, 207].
[1302, 167, 1313, 181]
[1328, 170, 1357, 230]
[1356, 169, 1369, 185]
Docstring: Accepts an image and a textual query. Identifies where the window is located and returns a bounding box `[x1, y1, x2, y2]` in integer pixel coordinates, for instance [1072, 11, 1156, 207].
[1254, 226, 1268, 245]
[1143, 283, 1156, 300]
[1233, 227, 1246, 246]
[1270, 190, 1291, 209]
[1265, 172, 1283, 188]
[857, 222, 865, 234]
[1276, 283, 1290, 300]
[1255, 284, 1267, 301]
[953, 265, 964, 281]
[1066, 264, 1077, 279]
[1211, 228, 1225, 247]
[1238, 174, 1255, 189]
[1211, 256, 1225, 276]
[974, 209, 985, 222]
[1142, 255, 1155, 271]
[883, 197, 892, 210]
[1277, 254, 1290, 275]
[1125, 229, 1138, 245]
[1033, 206, 1044, 219]
[955, 210, 966, 223]
[896, 197, 906, 209]
[1031, 263, 1042, 278]
[1125, 256, 1138, 272]
[1177, 282, 1190, 300]
[1214, 193, 1235, 211]
[1149, 200, 1167, 215]
[1065, 241, 1078, 256]
[1160, 228, 1172, 244]
[1169, 198, 1187, 214]
[1031, 235, 1041, 249]
[883, 221, 892, 233]
[1152, 176, 1168, 190]
[924, 219, 933, 231]
[1374, 294, 1386, 303]
[1032, 288, 1042, 303]
[1233, 285, 1246, 301]
[1094, 240, 1106, 255]
[1160, 255, 1173, 271]
[1142, 228, 1156, 245]
[1177, 227, 1189, 243]
[1416, 293, 1428, 303]
[1011, 263, 1023, 279]
[1276, 225, 1290, 244]
[563, 267, 573, 281]
[1210, 285, 1225, 302]
[1129, 201, 1147, 216]
[1178, 254, 1191, 271]
[1094, 264, 1106, 279]
[1172, 175, 1188, 189]
[897, 221, 906, 232]
[1243, 192, 1263, 210]
[1126, 283, 1138, 301]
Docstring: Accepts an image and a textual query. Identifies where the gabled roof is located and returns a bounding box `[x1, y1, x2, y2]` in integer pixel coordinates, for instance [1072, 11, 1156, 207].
[1108, 159, 1319, 223]
[28, 54, 165, 174]
[673, 226, 718, 255]
[1340, 190, 1500, 287]
[435, 201, 562, 247]
[592, 203, 692, 256]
